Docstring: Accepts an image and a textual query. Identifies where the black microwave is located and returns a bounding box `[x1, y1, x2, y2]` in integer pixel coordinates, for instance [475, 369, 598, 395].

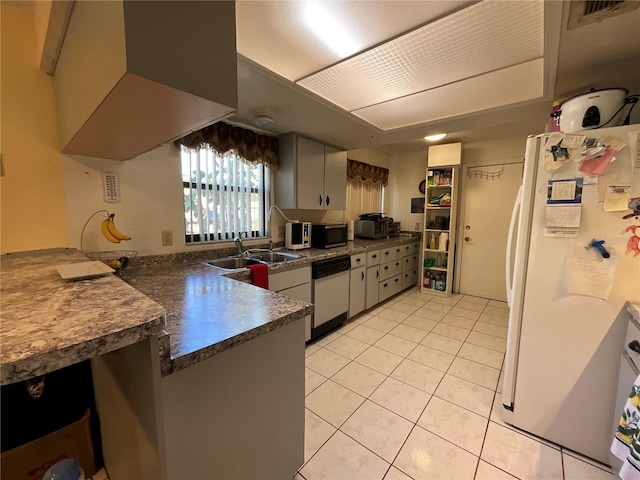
[311, 223, 348, 249]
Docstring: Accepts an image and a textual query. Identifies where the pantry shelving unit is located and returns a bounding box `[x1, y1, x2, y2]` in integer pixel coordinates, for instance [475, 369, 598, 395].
[421, 166, 459, 296]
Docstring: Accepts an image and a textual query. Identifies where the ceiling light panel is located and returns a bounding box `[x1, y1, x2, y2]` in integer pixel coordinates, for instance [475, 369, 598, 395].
[297, 0, 544, 112]
[352, 59, 544, 130]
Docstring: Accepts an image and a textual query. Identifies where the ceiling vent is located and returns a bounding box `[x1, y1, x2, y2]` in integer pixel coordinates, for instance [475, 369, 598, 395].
[567, 0, 639, 30]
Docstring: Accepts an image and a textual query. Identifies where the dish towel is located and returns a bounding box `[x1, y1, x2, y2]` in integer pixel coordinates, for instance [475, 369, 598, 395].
[612, 373, 640, 480]
[247, 263, 269, 290]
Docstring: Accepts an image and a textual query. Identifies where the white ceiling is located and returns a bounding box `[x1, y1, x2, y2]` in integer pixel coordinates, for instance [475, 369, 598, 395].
[238, 0, 551, 133]
[232, 0, 640, 154]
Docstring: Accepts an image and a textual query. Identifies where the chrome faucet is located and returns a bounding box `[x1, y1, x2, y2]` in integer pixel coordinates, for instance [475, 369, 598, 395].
[234, 232, 247, 256]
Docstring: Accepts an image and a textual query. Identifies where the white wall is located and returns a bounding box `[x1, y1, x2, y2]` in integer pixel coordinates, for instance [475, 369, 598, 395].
[461, 136, 527, 165]
[385, 136, 528, 247]
[389, 150, 428, 232]
[62, 144, 195, 255]
[63, 145, 395, 254]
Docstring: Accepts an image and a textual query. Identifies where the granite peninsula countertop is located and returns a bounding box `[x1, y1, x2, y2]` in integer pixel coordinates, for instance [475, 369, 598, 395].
[125, 263, 314, 376]
[0, 249, 165, 385]
[1, 236, 420, 384]
[125, 236, 420, 375]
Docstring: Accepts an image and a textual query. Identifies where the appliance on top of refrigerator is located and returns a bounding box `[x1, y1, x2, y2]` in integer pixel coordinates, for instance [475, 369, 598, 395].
[503, 125, 640, 464]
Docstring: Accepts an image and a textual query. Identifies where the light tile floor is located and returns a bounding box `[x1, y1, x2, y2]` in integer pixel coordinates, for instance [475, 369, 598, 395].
[299, 287, 614, 480]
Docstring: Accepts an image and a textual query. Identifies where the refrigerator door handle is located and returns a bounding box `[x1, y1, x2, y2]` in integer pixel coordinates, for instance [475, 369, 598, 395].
[505, 185, 523, 308]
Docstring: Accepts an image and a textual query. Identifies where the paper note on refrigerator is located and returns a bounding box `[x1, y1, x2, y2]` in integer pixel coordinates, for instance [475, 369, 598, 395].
[567, 243, 617, 300]
[631, 131, 640, 170]
[545, 205, 582, 228]
[604, 184, 632, 212]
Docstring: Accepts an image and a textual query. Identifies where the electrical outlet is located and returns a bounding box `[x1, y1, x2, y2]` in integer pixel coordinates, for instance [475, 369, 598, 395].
[161, 230, 173, 246]
[278, 225, 286, 237]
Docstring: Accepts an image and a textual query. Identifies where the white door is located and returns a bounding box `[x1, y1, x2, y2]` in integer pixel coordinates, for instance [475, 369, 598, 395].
[458, 162, 523, 301]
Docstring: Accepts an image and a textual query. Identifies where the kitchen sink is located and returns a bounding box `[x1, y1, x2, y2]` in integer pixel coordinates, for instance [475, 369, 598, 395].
[205, 257, 262, 270]
[205, 251, 301, 271]
[245, 252, 301, 263]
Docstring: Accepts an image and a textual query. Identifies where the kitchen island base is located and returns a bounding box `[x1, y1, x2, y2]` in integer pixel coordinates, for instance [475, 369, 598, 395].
[91, 319, 305, 479]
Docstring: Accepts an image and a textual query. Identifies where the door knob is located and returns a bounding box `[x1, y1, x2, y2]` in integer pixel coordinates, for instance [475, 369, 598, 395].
[465, 237, 472, 241]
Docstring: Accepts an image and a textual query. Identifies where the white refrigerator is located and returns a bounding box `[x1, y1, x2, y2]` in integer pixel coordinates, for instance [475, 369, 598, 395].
[503, 125, 640, 464]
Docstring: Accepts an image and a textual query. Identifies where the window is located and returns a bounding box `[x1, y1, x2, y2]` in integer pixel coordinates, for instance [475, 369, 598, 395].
[181, 146, 270, 243]
[346, 181, 384, 219]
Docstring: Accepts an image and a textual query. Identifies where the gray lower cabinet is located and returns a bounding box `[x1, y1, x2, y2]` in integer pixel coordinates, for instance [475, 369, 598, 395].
[349, 253, 366, 318]
[352, 242, 421, 314]
[270, 265, 312, 341]
[349, 267, 366, 318]
[365, 265, 379, 310]
[379, 274, 402, 302]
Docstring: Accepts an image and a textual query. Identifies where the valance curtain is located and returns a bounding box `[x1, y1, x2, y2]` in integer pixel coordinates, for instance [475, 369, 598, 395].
[175, 122, 279, 170]
[347, 159, 389, 187]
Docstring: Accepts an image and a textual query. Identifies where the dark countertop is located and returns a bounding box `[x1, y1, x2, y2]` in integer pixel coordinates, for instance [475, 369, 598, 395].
[0, 249, 165, 385]
[125, 262, 314, 376]
[125, 235, 420, 376]
[1, 236, 421, 383]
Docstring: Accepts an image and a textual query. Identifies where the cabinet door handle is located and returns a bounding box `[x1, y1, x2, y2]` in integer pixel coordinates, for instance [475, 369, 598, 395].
[385, 251, 390, 256]
[629, 340, 640, 354]
[384, 266, 389, 270]
[356, 258, 361, 263]
[394, 278, 399, 283]
[372, 254, 377, 259]
[376, 271, 379, 278]
[361, 271, 365, 281]
[319, 195, 323, 206]
[326, 196, 330, 206]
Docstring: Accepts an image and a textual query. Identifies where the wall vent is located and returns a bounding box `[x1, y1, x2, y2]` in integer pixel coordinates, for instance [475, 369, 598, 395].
[568, 0, 639, 30]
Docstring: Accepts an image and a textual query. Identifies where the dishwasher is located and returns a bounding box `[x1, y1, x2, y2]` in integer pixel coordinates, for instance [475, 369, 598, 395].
[311, 255, 351, 341]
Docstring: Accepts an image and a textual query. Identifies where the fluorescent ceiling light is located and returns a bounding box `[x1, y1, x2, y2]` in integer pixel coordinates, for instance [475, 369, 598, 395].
[303, 4, 359, 59]
[424, 134, 446, 142]
[298, 0, 544, 113]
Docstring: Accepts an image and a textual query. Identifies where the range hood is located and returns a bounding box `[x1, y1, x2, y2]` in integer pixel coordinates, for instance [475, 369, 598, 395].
[53, 1, 237, 161]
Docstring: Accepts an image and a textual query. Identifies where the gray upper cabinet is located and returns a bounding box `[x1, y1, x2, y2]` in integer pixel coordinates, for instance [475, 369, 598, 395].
[276, 133, 347, 210]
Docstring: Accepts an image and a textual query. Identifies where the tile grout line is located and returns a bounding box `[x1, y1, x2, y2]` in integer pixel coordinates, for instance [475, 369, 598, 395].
[302, 290, 511, 480]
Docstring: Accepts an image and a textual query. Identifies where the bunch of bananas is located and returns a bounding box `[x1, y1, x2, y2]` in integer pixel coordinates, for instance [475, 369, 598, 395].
[101, 213, 132, 244]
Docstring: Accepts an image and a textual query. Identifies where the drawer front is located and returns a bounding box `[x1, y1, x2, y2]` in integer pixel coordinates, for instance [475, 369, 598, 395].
[402, 243, 413, 257]
[402, 269, 418, 290]
[351, 253, 366, 269]
[367, 250, 381, 266]
[379, 274, 402, 302]
[269, 265, 311, 292]
[381, 247, 402, 263]
[624, 316, 640, 369]
[380, 259, 402, 281]
[412, 242, 420, 255]
[402, 254, 418, 273]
